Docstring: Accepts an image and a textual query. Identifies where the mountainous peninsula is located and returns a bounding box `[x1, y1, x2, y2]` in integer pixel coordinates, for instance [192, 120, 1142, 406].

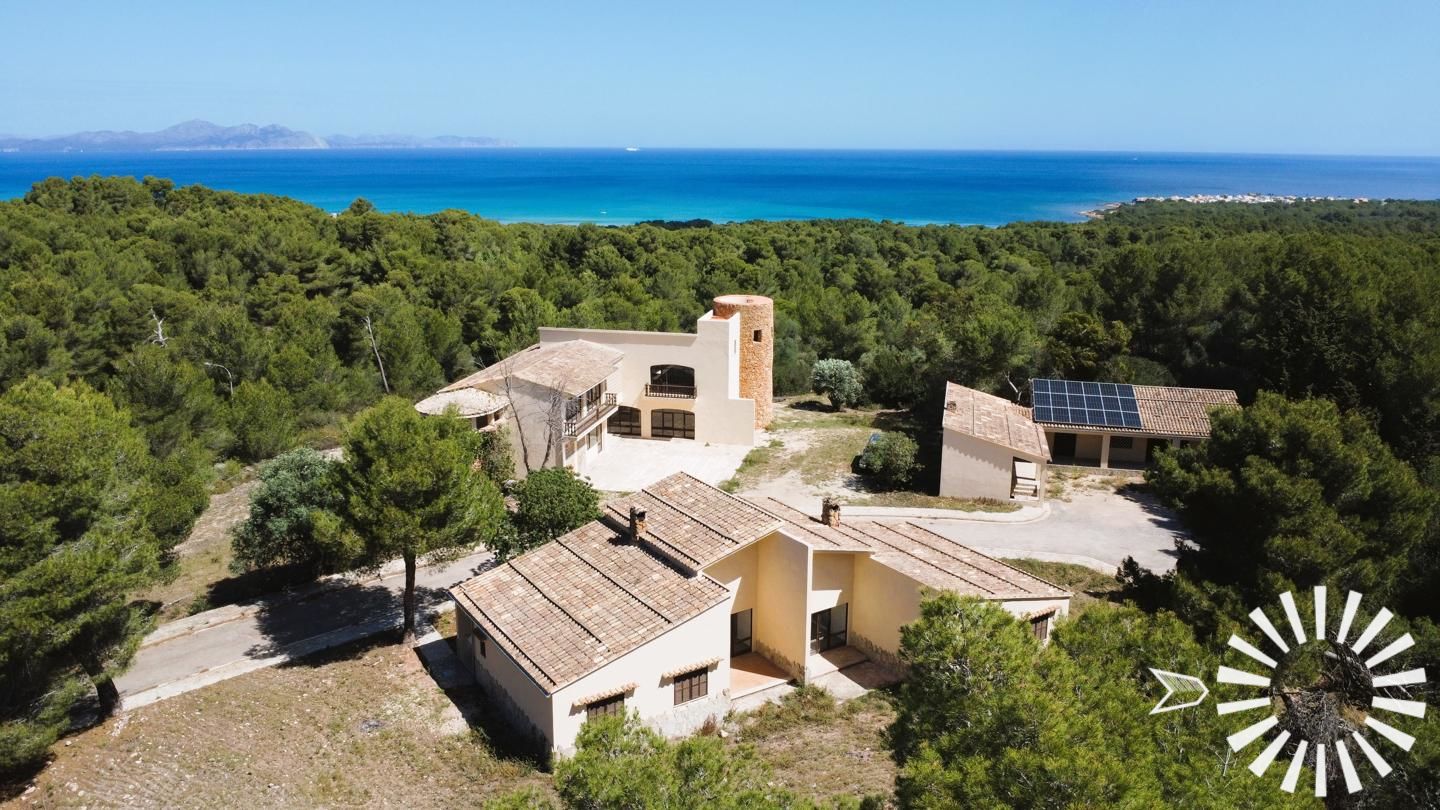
[0, 120, 513, 152]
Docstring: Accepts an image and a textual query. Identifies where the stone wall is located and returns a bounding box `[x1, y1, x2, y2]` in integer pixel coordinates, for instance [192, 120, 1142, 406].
[713, 295, 774, 428]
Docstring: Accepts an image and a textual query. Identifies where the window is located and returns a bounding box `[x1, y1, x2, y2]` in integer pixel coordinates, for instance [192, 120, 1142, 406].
[673, 668, 709, 705]
[730, 609, 753, 656]
[608, 406, 641, 436]
[1031, 614, 1050, 642]
[477, 629, 487, 658]
[649, 364, 695, 388]
[753, 329, 763, 342]
[651, 409, 695, 439]
[1110, 436, 1134, 450]
[585, 694, 625, 720]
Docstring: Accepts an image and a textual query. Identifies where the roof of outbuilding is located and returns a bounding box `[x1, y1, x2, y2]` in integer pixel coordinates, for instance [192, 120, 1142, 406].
[413, 387, 509, 417]
[941, 382, 1050, 460]
[1032, 384, 1238, 439]
[440, 339, 623, 398]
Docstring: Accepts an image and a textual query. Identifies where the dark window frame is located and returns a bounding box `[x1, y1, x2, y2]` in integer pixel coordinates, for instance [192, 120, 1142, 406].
[752, 329, 763, 342]
[585, 694, 625, 720]
[608, 406, 641, 436]
[651, 409, 695, 439]
[649, 364, 696, 387]
[1110, 436, 1134, 450]
[1031, 615, 1050, 642]
[673, 668, 709, 705]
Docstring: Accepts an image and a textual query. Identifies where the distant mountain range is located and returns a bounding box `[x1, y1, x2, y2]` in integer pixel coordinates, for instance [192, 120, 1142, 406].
[0, 120, 514, 152]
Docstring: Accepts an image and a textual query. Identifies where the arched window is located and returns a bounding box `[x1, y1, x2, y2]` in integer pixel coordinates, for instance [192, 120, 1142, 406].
[651, 409, 695, 440]
[647, 365, 696, 398]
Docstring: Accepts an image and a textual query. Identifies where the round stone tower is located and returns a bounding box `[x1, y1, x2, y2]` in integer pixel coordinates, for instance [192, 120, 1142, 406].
[713, 294, 774, 428]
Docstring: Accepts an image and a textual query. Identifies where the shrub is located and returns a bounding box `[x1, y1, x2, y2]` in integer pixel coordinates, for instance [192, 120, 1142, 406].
[858, 431, 918, 489]
[811, 358, 863, 410]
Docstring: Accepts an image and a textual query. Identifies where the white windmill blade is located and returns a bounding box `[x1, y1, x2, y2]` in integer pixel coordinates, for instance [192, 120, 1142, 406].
[1148, 668, 1209, 714]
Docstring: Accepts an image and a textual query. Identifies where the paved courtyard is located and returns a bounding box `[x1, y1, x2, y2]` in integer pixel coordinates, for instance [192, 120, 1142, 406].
[582, 434, 755, 491]
[907, 486, 1184, 573]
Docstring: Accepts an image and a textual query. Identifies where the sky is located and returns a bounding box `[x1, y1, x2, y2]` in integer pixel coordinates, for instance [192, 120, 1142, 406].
[2, 1, 1437, 155]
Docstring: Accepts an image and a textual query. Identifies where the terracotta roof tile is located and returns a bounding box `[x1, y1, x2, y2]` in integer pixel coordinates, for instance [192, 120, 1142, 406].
[1032, 384, 1238, 439]
[942, 382, 1049, 459]
[440, 340, 622, 397]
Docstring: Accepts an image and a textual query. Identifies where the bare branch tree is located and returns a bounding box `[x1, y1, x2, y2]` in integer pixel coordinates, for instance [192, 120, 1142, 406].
[362, 315, 390, 394]
[148, 310, 169, 346]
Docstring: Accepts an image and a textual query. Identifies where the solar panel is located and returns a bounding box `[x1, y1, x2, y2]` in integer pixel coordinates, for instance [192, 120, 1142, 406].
[1030, 378, 1142, 431]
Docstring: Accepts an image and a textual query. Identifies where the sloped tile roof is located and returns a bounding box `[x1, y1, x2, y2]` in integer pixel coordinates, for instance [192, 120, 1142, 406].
[451, 521, 729, 693]
[1032, 384, 1238, 439]
[755, 500, 1069, 600]
[942, 382, 1050, 460]
[449, 473, 775, 693]
[440, 340, 622, 397]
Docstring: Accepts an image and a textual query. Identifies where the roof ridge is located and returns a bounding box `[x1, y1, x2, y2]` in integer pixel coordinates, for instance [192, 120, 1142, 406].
[638, 480, 746, 545]
[899, 521, 1072, 596]
[601, 503, 705, 569]
[554, 536, 677, 624]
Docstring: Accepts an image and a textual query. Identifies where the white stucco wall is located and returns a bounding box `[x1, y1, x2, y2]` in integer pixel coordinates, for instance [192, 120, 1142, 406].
[549, 601, 731, 755]
[809, 551, 856, 616]
[752, 531, 811, 680]
[538, 314, 755, 446]
[939, 430, 1044, 501]
[455, 608, 556, 751]
[848, 555, 925, 669]
[703, 542, 758, 616]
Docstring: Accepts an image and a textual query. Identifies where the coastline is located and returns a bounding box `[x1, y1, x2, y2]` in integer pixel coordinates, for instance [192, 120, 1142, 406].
[1080, 193, 1377, 220]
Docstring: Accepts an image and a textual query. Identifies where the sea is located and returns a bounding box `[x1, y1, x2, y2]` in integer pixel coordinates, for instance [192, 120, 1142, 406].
[2, 149, 1438, 226]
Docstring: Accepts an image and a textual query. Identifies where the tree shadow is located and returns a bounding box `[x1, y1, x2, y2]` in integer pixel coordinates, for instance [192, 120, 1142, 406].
[872, 409, 942, 494]
[790, 399, 835, 413]
[201, 562, 317, 613]
[246, 582, 449, 666]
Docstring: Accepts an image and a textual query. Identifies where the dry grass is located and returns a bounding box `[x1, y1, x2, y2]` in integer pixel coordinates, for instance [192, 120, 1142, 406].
[136, 481, 256, 622]
[851, 492, 1020, 512]
[1001, 557, 1121, 618]
[729, 687, 896, 804]
[8, 640, 550, 809]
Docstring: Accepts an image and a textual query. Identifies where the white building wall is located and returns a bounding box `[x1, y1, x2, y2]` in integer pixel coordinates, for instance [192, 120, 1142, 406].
[549, 601, 732, 755]
[454, 609, 556, 751]
[939, 430, 1045, 501]
[538, 313, 755, 446]
[752, 531, 812, 681]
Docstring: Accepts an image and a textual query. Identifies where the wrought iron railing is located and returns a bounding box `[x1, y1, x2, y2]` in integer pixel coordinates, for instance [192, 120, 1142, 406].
[565, 392, 618, 437]
[645, 383, 697, 399]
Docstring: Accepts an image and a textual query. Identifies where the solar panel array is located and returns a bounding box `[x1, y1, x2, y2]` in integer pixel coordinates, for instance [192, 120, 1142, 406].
[1031, 379, 1142, 429]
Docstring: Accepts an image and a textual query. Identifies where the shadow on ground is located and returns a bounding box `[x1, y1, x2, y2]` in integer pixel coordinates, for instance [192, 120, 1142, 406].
[415, 632, 551, 769]
[246, 582, 449, 665]
[1116, 483, 1186, 560]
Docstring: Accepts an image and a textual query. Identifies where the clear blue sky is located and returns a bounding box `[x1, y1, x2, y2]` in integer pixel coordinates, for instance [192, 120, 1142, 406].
[2, 0, 1437, 155]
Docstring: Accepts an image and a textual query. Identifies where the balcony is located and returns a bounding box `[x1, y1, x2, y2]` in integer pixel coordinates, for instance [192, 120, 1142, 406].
[565, 392, 618, 437]
[644, 383, 697, 399]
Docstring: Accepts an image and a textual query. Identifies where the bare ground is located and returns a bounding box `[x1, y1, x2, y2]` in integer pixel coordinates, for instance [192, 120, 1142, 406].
[5, 639, 550, 809]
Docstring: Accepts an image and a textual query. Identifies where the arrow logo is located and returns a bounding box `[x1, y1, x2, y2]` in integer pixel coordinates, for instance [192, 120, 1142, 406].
[1148, 668, 1210, 714]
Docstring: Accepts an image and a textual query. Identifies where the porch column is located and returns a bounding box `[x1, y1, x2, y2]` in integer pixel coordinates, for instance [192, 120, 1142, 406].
[1099, 434, 1111, 469]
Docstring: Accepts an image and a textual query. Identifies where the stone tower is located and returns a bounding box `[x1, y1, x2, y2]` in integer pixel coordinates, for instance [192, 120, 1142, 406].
[713, 294, 774, 428]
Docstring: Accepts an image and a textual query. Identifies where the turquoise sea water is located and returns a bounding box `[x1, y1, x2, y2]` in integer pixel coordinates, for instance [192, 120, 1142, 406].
[1, 149, 1438, 226]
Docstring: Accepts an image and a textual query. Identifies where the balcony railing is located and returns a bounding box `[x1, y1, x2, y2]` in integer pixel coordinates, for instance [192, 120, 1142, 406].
[565, 392, 618, 437]
[645, 383, 697, 399]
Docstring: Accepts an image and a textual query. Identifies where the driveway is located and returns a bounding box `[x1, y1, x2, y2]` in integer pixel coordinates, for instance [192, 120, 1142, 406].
[117, 550, 493, 709]
[904, 487, 1184, 573]
[582, 434, 754, 491]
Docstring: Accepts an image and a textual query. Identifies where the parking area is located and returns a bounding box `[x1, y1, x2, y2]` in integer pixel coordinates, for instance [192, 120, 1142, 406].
[906, 486, 1184, 573]
[581, 434, 755, 492]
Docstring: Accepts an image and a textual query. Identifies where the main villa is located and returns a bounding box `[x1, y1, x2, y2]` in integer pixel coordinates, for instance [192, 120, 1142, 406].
[417, 294, 774, 478]
[449, 472, 1070, 754]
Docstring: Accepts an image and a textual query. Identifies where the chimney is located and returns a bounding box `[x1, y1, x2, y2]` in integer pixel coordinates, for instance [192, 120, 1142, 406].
[628, 506, 648, 542]
[820, 497, 841, 528]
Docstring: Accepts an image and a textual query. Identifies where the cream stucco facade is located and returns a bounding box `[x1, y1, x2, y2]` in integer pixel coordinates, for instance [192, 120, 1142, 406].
[453, 512, 1071, 756]
[938, 426, 1048, 503]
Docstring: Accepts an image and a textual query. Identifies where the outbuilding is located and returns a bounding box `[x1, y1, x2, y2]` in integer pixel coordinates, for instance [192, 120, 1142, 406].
[937, 382, 1051, 502]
